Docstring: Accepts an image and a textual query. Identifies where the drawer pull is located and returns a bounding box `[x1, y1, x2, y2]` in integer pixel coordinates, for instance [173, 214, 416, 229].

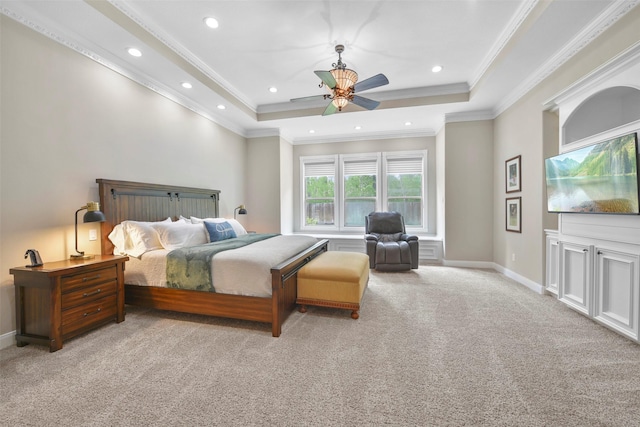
[83, 289, 102, 297]
[82, 274, 101, 282]
[83, 308, 102, 317]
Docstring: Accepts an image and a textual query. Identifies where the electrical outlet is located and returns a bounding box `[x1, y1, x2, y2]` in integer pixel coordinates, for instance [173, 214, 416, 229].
[511, 253, 516, 261]
[89, 229, 98, 241]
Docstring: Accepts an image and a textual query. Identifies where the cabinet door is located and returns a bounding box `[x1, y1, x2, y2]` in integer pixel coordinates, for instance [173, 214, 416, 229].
[593, 248, 640, 341]
[546, 235, 559, 295]
[559, 242, 592, 315]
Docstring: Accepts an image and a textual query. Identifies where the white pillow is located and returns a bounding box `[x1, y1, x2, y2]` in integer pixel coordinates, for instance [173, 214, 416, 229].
[190, 216, 247, 237]
[123, 218, 171, 257]
[108, 224, 126, 255]
[109, 218, 171, 258]
[152, 221, 208, 250]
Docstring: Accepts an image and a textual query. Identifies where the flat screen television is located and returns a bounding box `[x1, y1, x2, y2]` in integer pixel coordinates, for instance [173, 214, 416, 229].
[545, 132, 639, 214]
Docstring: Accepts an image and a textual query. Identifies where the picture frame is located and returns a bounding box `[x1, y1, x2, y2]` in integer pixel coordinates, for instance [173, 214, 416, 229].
[506, 197, 522, 233]
[505, 155, 521, 193]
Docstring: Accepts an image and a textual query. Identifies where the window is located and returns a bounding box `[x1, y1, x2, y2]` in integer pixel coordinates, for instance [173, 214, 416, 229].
[301, 150, 426, 231]
[384, 153, 424, 227]
[302, 157, 336, 227]
[342, 154, 378, 227]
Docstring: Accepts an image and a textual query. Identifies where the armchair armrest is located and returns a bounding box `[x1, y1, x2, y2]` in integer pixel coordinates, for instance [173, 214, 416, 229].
[365, 233, 380, 242]
[399, 234, 418, 242]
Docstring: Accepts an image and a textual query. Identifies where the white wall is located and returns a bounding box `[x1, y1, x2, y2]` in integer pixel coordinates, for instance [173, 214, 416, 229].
[0, 17, 247, 337]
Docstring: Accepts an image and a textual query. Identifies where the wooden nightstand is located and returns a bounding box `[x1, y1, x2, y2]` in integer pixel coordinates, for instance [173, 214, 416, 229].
[10, 255, 128, 352]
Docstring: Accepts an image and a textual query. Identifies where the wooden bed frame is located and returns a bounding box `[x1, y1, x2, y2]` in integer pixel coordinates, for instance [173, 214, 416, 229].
[96, 179, 328, 337]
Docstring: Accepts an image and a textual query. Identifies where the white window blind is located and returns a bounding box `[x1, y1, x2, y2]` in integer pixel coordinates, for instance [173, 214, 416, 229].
[305, 162, 335, 177]
[344, 160, 377, 175]
[386, 158, 422, 174]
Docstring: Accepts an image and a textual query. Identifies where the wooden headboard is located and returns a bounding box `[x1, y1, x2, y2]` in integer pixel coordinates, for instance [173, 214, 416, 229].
[97, 179, 221, 255]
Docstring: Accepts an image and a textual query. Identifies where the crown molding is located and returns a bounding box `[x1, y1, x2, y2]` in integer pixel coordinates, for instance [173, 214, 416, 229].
[496, 0, 640, 117]
[257, 83, 470, 114]
[290, 128, 435, 146]
[1, 4, 250, 138]
[544, 41, 640, 110]
[111, 0, 256, 112]
[470, 0, 540, 90]
[444, 110, 496, 124]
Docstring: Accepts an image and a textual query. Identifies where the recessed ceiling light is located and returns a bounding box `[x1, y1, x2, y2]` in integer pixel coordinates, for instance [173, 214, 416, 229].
[217, 104, 226, 110]
[204, 17, 219, 29]
[269, 87, 278, 93]
[127, 47, 142, 57]
[354, 125, 362, 130]
[309, 130, 315, 134]
[181, 82, 193, 89]
[405, 121, 412, 126]
[432, 65, 443, 73]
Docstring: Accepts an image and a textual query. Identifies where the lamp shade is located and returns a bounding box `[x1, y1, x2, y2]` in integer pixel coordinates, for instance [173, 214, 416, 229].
[234, 204, 247, 219]
[83, 210, 106, 223]
[71, 201, 106, 259]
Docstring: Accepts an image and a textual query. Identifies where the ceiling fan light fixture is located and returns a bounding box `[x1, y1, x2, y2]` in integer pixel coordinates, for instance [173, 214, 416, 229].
[332, 96, 349, 111]
[330, 68, 358, 91]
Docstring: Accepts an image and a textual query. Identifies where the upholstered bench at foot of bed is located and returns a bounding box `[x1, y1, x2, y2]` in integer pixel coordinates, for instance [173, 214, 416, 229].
[297, 251, 369, 319]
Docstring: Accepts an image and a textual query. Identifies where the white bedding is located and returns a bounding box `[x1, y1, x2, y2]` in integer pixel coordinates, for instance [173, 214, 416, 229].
[124, 234, 318, 297]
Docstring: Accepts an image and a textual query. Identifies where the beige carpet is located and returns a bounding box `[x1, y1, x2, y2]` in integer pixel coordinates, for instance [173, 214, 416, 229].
[2, 266, 640, 426]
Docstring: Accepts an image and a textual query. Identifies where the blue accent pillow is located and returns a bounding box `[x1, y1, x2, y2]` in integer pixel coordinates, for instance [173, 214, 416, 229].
[204, 221, 237, 242]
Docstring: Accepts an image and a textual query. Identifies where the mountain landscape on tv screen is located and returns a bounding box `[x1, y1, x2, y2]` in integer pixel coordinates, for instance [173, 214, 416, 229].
[545, 133, 639, 214]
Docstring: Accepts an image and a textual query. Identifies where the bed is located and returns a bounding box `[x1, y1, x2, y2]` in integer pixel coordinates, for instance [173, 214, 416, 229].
[96, 179, 328, 337]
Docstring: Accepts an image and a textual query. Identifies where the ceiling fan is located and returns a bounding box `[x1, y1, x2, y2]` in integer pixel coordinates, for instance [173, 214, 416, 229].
[291, 44, 389, 116]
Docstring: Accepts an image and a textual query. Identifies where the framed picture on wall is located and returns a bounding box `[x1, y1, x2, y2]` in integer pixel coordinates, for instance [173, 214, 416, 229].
[506, 197, 522, 233]
[505, 155, 521, 193]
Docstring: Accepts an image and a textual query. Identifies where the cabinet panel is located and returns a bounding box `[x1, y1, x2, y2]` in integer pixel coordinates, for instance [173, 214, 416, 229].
[559, 242, 591, 315]
[546, 234, 559, 295]
[594, 248, 640, 340]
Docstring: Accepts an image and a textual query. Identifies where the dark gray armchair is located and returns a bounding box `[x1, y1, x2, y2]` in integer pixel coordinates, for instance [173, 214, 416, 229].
[364, 211, 419, 271]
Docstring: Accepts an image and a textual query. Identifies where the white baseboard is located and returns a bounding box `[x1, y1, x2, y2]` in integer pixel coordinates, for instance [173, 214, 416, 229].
[442, 259, 495, 269]
[0, 330, 16, 350]
[443, 259, 545, 294]
[493, 263, 545, 294]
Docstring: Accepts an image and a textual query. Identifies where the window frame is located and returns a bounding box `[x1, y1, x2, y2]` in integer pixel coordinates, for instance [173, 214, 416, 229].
[382, 150, 426, 231]
[300, 155, 339, 231]
[300, 150, 428, 233]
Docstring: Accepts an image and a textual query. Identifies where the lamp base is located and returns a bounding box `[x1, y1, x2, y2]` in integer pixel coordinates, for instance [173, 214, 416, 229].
[70, 253, 95, 260]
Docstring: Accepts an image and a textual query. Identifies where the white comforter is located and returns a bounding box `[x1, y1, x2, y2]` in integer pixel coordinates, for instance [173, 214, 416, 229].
[123, 234, 318, 297]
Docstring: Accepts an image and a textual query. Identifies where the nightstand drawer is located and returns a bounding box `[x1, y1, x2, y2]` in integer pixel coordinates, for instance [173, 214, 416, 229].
[61, 266, 117, 292]
[62, 296, 117, 337]
[61, 280, 117, 309]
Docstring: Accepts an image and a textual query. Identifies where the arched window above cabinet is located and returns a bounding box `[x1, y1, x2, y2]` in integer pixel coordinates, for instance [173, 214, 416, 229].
[563, 86, 640, 144]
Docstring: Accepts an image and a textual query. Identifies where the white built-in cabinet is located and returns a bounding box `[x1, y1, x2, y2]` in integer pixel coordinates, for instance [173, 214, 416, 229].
[558, 239, 640, 341]
[558, 241, 591, 316]
[593, 247, 640, 340]
[544, 44, 640, 343]
[545, 230, 559, 295]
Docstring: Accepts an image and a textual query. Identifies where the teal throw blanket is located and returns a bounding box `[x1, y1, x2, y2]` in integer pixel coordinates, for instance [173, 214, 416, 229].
[166, 233, 279, 291]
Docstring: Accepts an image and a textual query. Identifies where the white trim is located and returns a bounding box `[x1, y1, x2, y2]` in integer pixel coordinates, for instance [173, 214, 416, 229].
[442, 260, 545, 294]
[494, 263, 545, 294]
[0, 330, 16, 350]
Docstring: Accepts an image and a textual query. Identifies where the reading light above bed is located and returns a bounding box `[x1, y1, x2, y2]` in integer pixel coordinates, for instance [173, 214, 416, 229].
[234, 204, 247, 219]
[70, 201, 106, 260]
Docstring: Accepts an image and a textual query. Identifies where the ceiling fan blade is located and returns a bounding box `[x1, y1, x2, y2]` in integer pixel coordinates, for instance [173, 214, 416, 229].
[290, 95, 327, 102]
[353, 73, 389, 93]
[322, 102, 338, 116]
[314, 70, 337, 89]
[351, 95, 380, 110]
